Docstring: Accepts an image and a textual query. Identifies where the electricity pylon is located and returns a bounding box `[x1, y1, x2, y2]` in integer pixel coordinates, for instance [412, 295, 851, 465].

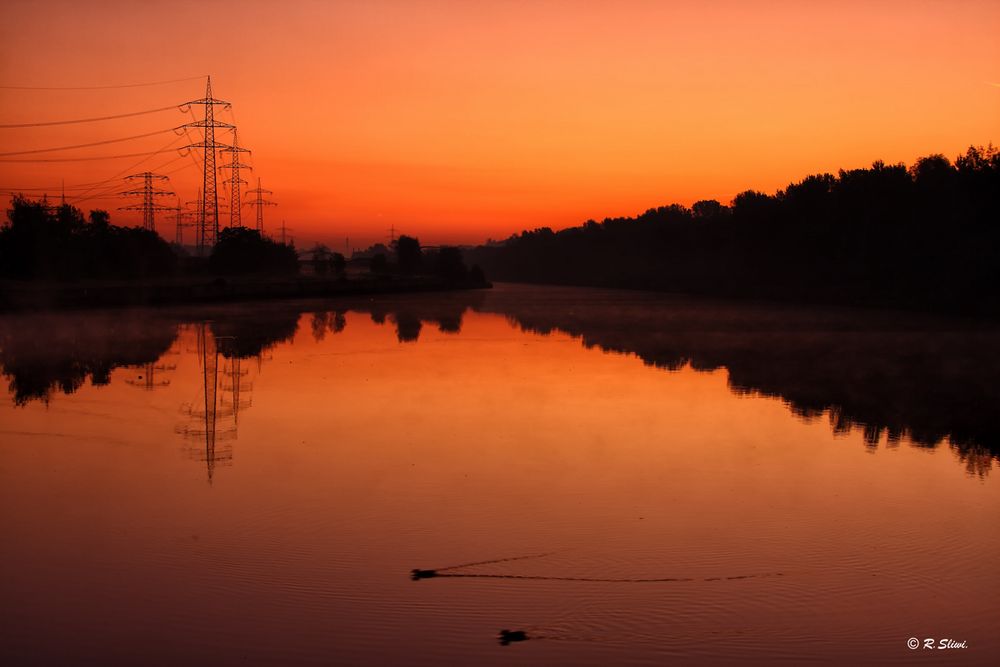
[181, 76, 233, 255]
[246, 177, 276, 234]
[118, 172, 176, 233]
[186, 189, 203, 216]
[170, 198, 196, 245]
[186, 190, 233, 242]
[279, 219, 293, 246]
[219, 128, 251, 229]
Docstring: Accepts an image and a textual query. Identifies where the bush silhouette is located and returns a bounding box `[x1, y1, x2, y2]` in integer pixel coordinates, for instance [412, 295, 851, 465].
[209, 227, 298, 275]
[395, 235, 422, 274]
[0, 196, 176, 280]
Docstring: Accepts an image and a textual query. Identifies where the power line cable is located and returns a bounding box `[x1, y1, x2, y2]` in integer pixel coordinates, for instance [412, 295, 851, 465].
[66, 154, 193, 206]
[0, 183, 121, 191]
[0, 75, 206, 91]
[0, 104, 183, 128]
[63, 133, 188, 203]
[225, 105, 255, 170]
[0, 150, 172, 163]
[0, 127, 178, 157]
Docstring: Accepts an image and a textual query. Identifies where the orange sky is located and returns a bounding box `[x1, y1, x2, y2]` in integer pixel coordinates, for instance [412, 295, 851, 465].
[1, 0, 998, 249]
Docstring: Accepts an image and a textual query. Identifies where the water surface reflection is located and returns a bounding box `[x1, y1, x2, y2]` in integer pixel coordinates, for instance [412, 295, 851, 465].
[2, 285, 996, 476]
[1, 285, 998, 666]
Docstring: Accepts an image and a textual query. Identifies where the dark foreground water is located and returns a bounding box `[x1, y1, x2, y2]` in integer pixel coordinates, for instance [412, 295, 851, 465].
[1, 285, 998, 665]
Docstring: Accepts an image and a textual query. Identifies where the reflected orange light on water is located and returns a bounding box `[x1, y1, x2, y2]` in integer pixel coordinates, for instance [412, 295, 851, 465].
[1, 303, 998, 663]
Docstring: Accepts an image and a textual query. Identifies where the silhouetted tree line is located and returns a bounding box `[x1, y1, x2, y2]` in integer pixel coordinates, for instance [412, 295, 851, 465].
[308, 244, 346, 277]
[208, 227, 299, 275]
[468, 146, 1000, 314]
[363, 235, 488, 286]
[0, 197, 302, 281]
[0, 196, 176, 280]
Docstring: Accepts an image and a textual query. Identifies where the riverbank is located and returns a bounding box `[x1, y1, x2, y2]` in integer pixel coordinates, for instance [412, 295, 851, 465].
[0, 274, 492, 311]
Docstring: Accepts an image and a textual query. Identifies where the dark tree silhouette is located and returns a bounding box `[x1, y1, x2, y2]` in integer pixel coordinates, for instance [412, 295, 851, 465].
[311, 243, 331, 275]
[692, 199, 729, 220]
[395, 235, 422, 274]
[468, 146, 1000, 315]
[370, 252, 388, 274]
[209, 227, 298, 275]
[0, 196, 176, 280]
[434, 246, 469, 282]
[331, 252, 346, 276]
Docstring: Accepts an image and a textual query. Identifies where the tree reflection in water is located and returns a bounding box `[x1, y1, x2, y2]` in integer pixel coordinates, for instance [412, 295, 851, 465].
[2, 287, 996, 476]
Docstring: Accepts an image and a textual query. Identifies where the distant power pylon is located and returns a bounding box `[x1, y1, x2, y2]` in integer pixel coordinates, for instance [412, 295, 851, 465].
[219, 128, 251, 229]
[279, 219, 293, 246]
[118, 172, 176, 233]
[185, 189, 203, 237]
[169, 198, 196, 246]
[246, 177, 276, 234]
[388, 225, 397, 244]
[187, 190, 231, 220]
[181, 76, 233, 255]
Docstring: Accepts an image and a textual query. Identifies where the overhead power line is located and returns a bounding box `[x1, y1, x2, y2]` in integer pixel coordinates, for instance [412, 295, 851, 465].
[0, 150, 177, 163]
[0, 75, 206, 91]
[0, 127, 179, 157]
[0, 185, 117, 191]
[0, 104, 183, 128]
[62, 133, 190, 204]
[67, 158, 194, 207]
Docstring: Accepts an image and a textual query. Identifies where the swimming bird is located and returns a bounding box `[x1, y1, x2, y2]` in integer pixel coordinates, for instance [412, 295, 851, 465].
[498, 629, 529, 645]
[410, 568, 438, 580]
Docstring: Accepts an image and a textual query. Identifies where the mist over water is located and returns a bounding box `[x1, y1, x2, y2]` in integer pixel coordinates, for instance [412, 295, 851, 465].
[1, 285, 998, 665]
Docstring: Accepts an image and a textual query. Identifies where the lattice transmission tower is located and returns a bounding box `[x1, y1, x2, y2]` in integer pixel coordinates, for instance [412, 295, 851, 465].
[185, 192, 230, 240]
[169, 198, 196, 246]
[181, 76, 233, 254]
[118, 172, 176, 233]
[279, 220, 293, 246]
[246, 177, 276, 234]
[185, 189, 203, 234]
[219, 128, 251, 229]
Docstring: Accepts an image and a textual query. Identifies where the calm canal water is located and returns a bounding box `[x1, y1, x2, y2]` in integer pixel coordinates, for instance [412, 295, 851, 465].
[1, 284, 998, 665]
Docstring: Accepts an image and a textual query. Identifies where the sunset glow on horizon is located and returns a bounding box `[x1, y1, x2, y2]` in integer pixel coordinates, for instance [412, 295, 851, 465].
[1, 0, 997, 249]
